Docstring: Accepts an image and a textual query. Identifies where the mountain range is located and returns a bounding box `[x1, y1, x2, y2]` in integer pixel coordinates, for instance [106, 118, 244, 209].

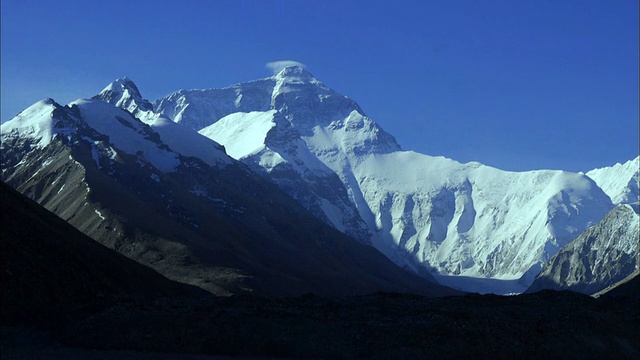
[0, 95, 453, 297]
[2, 65, 638, 296]
[96, 66, 631, 293]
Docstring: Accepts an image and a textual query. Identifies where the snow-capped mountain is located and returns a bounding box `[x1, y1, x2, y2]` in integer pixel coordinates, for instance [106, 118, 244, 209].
[1, 95, 454, 297]
[92, 78, 231, 168]
[585, 157, 639, 207]
[142, 66, 614, 294]
[527, 204, 639, 295]
[5, 67, 627, 294]
[97, 75, 372, 243]
[94, 77, 153, 113]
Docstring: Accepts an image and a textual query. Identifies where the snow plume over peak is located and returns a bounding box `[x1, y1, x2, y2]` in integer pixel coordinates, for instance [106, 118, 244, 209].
[266, 60, 307, 75]
[93, 77, 152, 113]
[274, 65, 315, 81]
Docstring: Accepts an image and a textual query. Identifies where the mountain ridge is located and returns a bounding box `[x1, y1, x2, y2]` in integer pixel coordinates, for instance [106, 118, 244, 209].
[585, 156, 639, 207]
[102, 66, 619, 294]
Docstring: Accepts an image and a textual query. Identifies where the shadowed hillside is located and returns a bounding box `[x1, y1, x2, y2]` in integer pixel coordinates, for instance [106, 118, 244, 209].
[0, 181, 209, 324]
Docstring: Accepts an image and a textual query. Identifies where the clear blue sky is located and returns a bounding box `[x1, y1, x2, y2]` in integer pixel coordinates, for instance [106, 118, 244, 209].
[2, 0, 638, 172]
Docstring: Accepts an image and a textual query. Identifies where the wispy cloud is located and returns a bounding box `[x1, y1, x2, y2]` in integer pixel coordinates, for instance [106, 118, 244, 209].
[265, 60, 306, 75]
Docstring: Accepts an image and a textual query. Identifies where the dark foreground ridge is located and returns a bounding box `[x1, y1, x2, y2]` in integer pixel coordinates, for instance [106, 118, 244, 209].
[1, 181, 639, 359]
[2, 291, 638, 359]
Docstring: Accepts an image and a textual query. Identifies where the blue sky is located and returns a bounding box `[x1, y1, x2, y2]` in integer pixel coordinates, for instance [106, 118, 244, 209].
[1, 0, 637, 172]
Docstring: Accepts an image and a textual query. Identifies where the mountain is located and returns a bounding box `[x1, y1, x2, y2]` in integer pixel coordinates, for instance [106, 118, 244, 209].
[0, 95, 456, 298]
[199, 110, 373, 243]
[93, 76, 153, 113]
[526, 204, 639, 295]
[148, 66, 614, 294]
[152, 68, 377, 244]
[93, 78, 232, 168]
[586, 156, 639, 208]
[0, 180, 207, 324]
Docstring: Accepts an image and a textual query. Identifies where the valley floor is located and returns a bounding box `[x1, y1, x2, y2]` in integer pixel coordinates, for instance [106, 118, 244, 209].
[2, 290, 638, 359]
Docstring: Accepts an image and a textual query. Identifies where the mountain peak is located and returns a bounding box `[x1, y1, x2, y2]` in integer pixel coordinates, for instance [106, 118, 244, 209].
[0, 98, 66, 148]
[93, 77, 152, 112]
[102, 77, 142, 97]
[274, 65, 316, 81]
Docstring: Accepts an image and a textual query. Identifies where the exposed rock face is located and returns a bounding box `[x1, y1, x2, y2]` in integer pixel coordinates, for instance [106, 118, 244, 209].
[527, 205, 639, 295]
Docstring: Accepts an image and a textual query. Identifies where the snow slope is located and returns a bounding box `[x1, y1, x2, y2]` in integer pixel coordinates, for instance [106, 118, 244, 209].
[70, 99, 180, 172]
[200, 111, 278, 161]
[93, 78, 231, 168]
[2, 96, 224, 174]
[586, 157, 639, 207]
[148, 65, 615, 293]
[199, 109, 372, 242]
[0, 99, 75, 148]
[154, 80, 274, 131]
[312, 145, 612, 293]
[350, 153, 610, 276]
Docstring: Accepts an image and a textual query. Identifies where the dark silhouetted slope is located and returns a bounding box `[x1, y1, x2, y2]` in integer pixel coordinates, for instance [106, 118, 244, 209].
[0, 181, 207, 324]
